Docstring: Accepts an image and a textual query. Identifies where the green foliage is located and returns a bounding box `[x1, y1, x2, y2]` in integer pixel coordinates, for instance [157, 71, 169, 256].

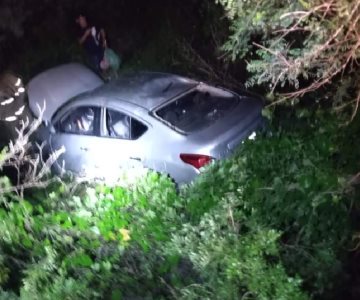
[216, 0, 300, 60]
[0, 171, 186, 299]
[216, 0, 360, 109]
[170, 201, 307, 300]
[0, 110, 357, 299]
[182, 110, 352, 295]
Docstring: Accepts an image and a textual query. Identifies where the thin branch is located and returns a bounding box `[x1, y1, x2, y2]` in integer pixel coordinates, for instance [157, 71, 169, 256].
[253, 42, 291, 68]
[0, 102, 65, 197]
[347, 90, 360, 124]
[177, 38, 244, 89]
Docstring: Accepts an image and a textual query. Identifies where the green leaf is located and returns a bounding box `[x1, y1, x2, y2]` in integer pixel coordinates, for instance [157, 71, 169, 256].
[22, 237, 33, 248]
[261, 107, 273, 120]
[68, 254, 93, 268]
[111, 289, 122, 300]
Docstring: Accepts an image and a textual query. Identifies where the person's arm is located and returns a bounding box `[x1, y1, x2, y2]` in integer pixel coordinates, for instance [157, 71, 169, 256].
[78, 28, 91, 45]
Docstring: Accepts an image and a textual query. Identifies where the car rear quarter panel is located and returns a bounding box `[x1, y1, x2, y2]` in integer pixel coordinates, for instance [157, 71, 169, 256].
[139, 119, 201, 184]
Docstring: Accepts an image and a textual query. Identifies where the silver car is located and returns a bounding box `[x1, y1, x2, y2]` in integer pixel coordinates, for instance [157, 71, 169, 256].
[27, 63, 263, 184]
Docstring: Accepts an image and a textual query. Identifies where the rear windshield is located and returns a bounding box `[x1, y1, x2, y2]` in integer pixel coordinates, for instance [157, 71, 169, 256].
[155, 88, 239, 132]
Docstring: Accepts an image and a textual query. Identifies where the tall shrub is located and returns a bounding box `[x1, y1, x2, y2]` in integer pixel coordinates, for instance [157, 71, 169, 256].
[215, 0, 360, 115]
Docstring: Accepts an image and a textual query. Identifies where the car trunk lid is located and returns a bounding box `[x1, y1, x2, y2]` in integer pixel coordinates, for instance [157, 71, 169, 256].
[187, 96, 263, 158]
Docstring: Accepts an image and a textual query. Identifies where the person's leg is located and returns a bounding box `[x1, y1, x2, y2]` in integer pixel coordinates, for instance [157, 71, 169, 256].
[86, 53, 103, 76]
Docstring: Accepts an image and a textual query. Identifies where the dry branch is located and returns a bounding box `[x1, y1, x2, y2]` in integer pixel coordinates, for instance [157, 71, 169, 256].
[177, 38, 244, 90]
[252, 0, 360, 116]
[0, 104, 65, 197]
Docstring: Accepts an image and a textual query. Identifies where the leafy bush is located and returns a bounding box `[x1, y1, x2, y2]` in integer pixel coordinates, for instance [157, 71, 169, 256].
[0, 172, 306, 299]
[0, 110, 356, 299]
[169, 199, 307, 300]
[0, 172, 184, 299]
[215, 0, 360, 115]
[182, 110, 353, 296]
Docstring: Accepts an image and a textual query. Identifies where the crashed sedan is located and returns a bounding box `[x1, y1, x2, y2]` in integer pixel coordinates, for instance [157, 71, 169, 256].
[27, 63, 263, 184]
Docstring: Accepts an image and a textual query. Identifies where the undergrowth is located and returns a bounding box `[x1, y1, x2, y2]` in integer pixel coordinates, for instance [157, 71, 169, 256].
[0, 109, 357, 299]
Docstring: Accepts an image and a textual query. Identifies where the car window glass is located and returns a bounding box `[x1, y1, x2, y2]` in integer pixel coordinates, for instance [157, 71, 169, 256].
[155, 90, 239, 132]
[106, 109, 147, 140]
[58, 106, 97, 135]
[131, 117, 147, 139]
[106, 109, 130, 139]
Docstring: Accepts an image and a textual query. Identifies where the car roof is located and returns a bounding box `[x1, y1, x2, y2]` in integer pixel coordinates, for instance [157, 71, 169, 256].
[91, 71, 199, 110]
[27, 63, 103, 121]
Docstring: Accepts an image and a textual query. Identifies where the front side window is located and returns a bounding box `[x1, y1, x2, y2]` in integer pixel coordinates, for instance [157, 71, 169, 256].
[105, 108, 147, 140]
[58, 106, 98, 135]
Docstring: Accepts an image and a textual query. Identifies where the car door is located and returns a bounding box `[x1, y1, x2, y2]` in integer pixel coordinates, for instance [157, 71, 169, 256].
[49, 105, 102, 177]
[94, 107, 149, 181]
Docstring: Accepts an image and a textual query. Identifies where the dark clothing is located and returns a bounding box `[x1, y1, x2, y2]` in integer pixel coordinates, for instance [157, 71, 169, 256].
[79, 26, 104, 72]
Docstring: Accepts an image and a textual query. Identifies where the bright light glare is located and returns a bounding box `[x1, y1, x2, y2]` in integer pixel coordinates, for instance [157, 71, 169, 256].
[18, 87, 25, 93]
[15, 105, 25, 116]
[248, 131, 257, 140]
[1, 97, 14, 106]
[5, 116, 17, 122]
[14, 92, 19, 96]
[14, 78, 21, 87]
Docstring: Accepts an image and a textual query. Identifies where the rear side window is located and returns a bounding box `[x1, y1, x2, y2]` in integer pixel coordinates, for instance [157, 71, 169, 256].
[105, 108, 147, 140]
[155, 89, 239, 132]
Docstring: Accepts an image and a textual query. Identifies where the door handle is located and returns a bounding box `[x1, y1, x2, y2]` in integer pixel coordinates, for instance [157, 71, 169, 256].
[80, 147, 89, 151]
[130, 157, 141, 161]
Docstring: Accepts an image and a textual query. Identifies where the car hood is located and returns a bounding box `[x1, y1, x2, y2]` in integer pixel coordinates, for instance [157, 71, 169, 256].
[27, 63, 103, 121]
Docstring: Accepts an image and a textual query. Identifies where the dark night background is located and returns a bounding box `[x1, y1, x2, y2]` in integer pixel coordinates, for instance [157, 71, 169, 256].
[0, 0, 247, 86]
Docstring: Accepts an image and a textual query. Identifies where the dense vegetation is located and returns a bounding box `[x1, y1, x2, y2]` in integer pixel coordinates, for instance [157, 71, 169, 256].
[216, 0, 360, 110]
[0, 110, 359, 299]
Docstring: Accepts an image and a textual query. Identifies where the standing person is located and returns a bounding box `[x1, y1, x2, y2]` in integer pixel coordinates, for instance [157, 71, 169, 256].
[75, 14, 107, 73]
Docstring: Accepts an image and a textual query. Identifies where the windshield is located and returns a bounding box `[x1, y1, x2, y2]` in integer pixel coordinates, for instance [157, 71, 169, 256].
[155, 87, 239, 133]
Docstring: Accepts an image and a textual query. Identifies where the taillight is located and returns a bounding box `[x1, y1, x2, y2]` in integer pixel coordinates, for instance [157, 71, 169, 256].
[180, 154, 213, 169]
